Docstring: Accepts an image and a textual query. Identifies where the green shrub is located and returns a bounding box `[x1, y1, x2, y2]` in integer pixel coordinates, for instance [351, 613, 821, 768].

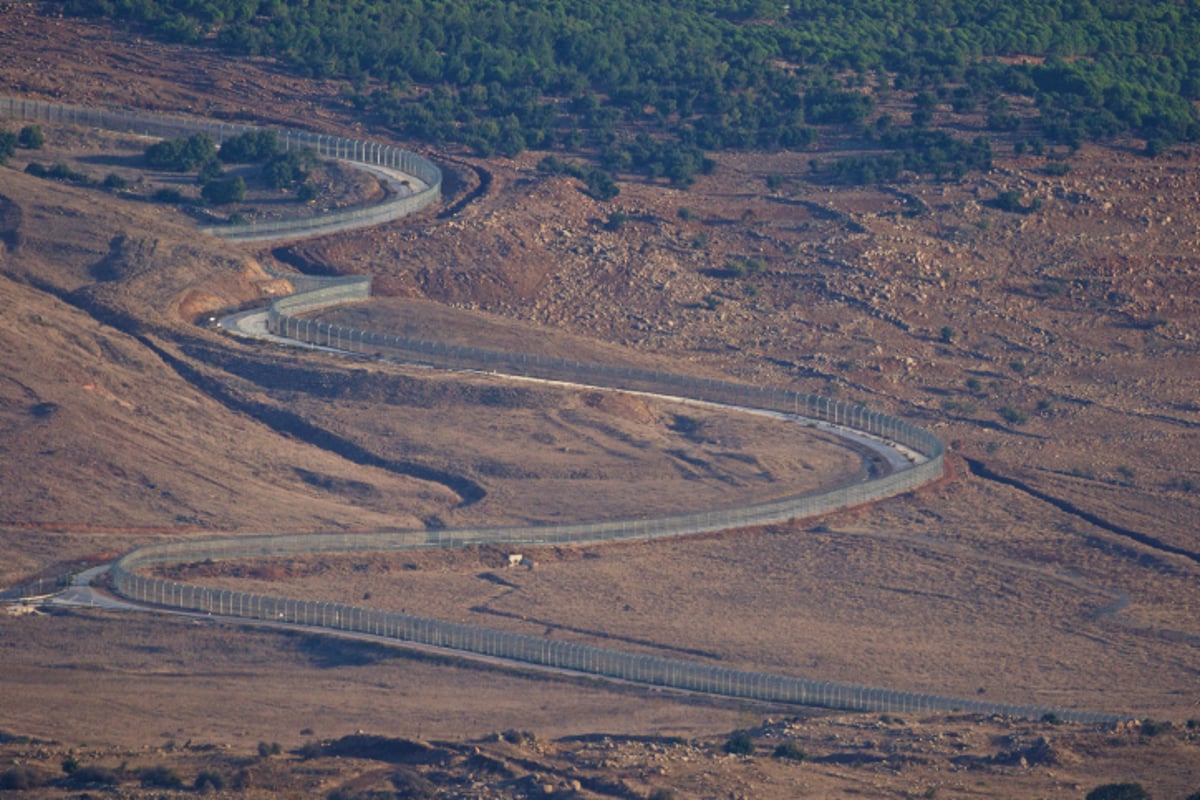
[218, 129, 279, 163]
[139, 764, 183, 788]
[197, 158, 223, 183]
[1042, 159, 1071, 176]
[201, 176, 246, 205]
[18, 125, 44, 149]
[65, 764, 119, 787]
[145, 133, 217, 171]
[603, 210, 628, 231]
[1139, 718, 1170, 736]
[0, 765, 48, 790]
[390, 767, 438, 798]
[1085, 783, 1149, 800]
[723, 730, 755, 756]
[998, 406, 1029, 425]
[195, 769, 226, 791]
[103, 172, 129, 191]
[584, 168, 619, 201]
[297, 740, 324, 760]
[772, 741, 807, 761]
[0, 129, 16, 164]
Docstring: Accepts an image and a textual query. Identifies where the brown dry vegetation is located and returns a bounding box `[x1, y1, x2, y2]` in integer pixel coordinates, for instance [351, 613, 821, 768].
[2, 3, 1199, 798]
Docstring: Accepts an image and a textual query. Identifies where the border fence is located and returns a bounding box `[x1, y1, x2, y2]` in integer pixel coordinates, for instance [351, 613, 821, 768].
[0, 96, 441, 241]
[1, 96, 1124, 723]
[115, 280, 1121, 722]
[0, 573, 72, 602]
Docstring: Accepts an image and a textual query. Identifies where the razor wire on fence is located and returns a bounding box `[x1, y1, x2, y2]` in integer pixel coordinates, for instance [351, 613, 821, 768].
[0, 96, 441, 241]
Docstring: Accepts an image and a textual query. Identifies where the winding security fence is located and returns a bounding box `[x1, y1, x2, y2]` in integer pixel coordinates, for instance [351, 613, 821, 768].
[112, 280, 1120, 722]
[0, 573, 72, 602]
[4, 96, 1121, 722]
[110, 531, 1115, 724]
[0, 96, 441, 241]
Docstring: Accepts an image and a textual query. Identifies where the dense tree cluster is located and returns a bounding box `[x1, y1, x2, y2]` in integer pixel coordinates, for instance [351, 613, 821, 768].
[145, 133, 217, 171]
[217, 129, 280, 163]
[66, 0, 1200, 185]
[142, 133, 316, 206]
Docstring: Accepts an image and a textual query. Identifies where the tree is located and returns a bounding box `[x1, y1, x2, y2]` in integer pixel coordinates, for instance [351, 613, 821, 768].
[262, 149, 313, 189]
[723, 730, 755, 755]
[217, 129, 279, 163]
[18, 125, 44, 149]
[0, 129, 15, 165]
[145, 133, 216, 171]
[201, 175, 246, 205]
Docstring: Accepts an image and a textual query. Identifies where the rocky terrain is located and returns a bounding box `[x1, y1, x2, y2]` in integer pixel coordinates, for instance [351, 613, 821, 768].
[1, 3, 1199, 798]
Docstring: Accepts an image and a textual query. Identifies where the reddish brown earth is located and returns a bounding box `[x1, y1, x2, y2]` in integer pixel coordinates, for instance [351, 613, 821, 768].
[1, 3, 1199, 798]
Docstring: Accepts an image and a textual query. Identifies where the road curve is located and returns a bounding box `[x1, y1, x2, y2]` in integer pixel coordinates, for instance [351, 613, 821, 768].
[99, 282, 1122, 724]
[0, 97, 1125, 724]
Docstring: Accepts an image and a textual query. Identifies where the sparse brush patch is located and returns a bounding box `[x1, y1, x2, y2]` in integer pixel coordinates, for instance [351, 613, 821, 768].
[1085, 783, 1149, 800]
[65, 764, 119, 788]
[1139, 719, 1171, 736]
[296, 740, 324, 760]
[997, 405, 1028, 425]
[723, 731, 755, 756]
[0, 765, 49, 790]
[195, 769, 225, 792]
[139, 764, 183, 788]
[772, 741, 807, 761]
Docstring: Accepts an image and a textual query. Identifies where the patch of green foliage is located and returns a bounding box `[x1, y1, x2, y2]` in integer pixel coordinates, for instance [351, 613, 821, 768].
[145, 133, 217, 171]
[723, 730, 755, 755]
[61, 0, 1200, 187]
[218, 129, 280, 163]
[0, 129, 16, 165]
[1085, 783, 1149, 800]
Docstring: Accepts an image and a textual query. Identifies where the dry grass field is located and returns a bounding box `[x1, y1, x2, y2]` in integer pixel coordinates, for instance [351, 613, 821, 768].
[1, 3, 1199, 798]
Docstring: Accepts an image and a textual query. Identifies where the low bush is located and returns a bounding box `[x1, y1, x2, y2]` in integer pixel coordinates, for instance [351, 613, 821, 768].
[145, 133, 216, 171]
[140, 764, 183, 788]
[258, 741, 283, 757]
[64, 764, 119, 788]
[998, 405, 1029, 425]
[723, 730, 755, 756]
[772, 741, 807, 761]
[195, 769, 226, 791]
[1085, 783, 1149, 800]
[0, 765, 49, 790]
[1139, 719, 1170, 736]
[18, 124, 44, 149]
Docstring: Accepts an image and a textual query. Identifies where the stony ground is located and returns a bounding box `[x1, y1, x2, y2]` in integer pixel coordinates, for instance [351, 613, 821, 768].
[1, 3, 1199, 798]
